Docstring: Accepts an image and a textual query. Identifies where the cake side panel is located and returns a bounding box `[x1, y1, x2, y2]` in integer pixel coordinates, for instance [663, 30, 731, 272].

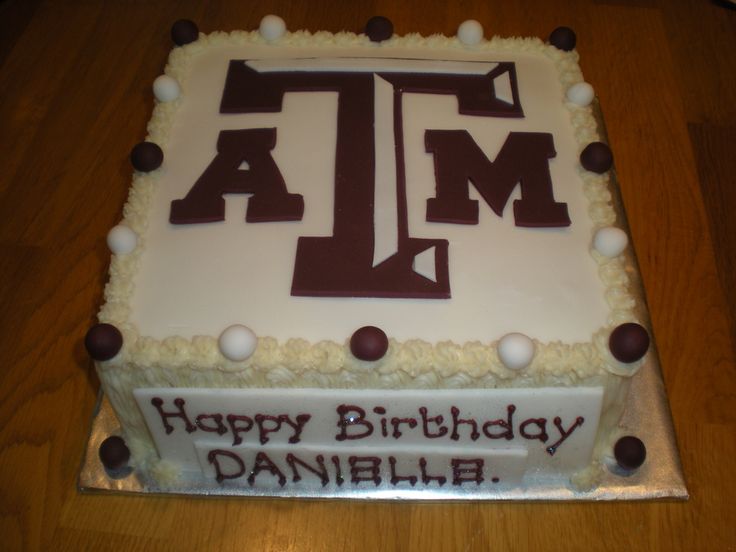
[95, 356, 627, 488]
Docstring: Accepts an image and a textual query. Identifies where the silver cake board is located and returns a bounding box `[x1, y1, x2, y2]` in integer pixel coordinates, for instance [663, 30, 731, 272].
[77, 352, 688, 500]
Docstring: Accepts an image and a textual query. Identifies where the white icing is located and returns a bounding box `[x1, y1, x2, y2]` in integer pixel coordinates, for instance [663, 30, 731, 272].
[218, 325, 257, 361]
[106, 225, 137, 255]
[493, 69, 514, 105]
[593, 227, 628, 258]
[259, 15, 286, 43]
[566, 81, 594, 107]
[497, 333, 535, 370]
[246, 57, 498, 74]
[153, 75, 181, 103]
[412, 246, 437, 282]
[457, 20, 484, 47]
[372, 74, 399, 268]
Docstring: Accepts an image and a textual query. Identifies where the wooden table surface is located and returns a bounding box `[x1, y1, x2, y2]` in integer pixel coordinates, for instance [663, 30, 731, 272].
[2, 0, 735, 550]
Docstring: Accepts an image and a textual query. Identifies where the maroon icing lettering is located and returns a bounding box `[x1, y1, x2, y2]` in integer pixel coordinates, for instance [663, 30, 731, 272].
[391, 416, 418, 438]
[450, 406, 480, 441]
[247, 451, 287, 487]
[255, 413, 311, 445]
[282, 414, 311, 443]
[451, 458, 485, 486]
[331, 455, 345, 486]
[155, 400, 586, 465]
[335, 404, 374, 441]
[419, 406, 449, 438]
[195, 413, 228, 435]
[419, 457, 447, 486]
[286, 453, 329, 487]
[199, 438, 593, 488]
[170, 129, 304, 224]
[425, 130, 570, 227]
[481, 404, 516, 440]
[171, 60, 547, 299]
[208, 449, 246, 483]
[154, 399, 593, 488]
[373, 407, 389, 437]
[519, 418, 549, 442]
[389, 456, 418, 486]
[348, 456, 382, 486]
[546, 416, 585, 456]
[151, 397, 196, 434]
[226, 414, 254, 446]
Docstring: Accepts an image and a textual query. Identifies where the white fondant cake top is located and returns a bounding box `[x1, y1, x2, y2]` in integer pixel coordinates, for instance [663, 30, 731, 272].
[126, 42, 608, 344]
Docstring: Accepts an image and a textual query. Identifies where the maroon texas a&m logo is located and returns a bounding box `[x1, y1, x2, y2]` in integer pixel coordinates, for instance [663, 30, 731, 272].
[169, 58, 570, 299]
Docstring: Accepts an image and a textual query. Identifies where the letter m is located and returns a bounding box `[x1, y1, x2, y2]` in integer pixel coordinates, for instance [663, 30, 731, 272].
[425, 130, 570, 227]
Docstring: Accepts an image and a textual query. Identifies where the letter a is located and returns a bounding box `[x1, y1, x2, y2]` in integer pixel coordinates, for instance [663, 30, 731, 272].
[170, 128, 304, 224]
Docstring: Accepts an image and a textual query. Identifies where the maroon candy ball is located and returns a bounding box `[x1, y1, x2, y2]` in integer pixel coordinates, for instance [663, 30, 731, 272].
[548, 26, 577, 51]
[85, 323, 123, 361]
[99, 435, 131, 470]
[130, 142, 163, 172]
[171, 19, 199, 46]
[614, 435, 646, 470]
[580, 142, 613, 173]
[365, 16, 394, 42]
[609, 323, 650, 363]
[350, 326, 389, 361]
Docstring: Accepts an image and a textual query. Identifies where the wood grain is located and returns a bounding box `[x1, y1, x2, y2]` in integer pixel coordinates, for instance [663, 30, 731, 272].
[1, 0, 735, 550]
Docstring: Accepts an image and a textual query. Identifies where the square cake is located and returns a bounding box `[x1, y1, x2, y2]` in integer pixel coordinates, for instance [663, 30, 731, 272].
[86, 16, 652, 494]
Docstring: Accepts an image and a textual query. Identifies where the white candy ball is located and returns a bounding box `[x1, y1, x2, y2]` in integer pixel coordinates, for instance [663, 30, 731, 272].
[219, 325, 258, 361]
[153, 75, 181, 102]
[260, 14, 286, 42]
[497, 333, 535, 370]
[106, 225, 137, 255]
[566, 82, 595, 106]
[457, 20, 484, 46]
[593, 227, 629, 257]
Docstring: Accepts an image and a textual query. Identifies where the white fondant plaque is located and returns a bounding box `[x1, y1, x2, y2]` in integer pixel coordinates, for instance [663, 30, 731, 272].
[134, 387, 603, 489]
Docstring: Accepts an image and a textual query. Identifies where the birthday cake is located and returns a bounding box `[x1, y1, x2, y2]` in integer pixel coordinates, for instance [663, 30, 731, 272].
[86, 16, 651, 495]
